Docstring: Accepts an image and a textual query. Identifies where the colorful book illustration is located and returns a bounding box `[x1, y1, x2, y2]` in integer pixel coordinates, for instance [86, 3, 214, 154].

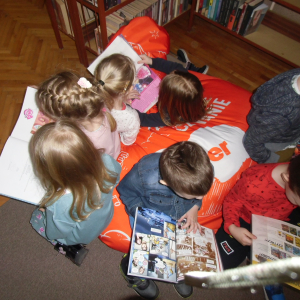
[128, 207, 222, 283]
[88, 35, 160, 113]
[0, 87, 48, 204]
[252, 214, 300, 290]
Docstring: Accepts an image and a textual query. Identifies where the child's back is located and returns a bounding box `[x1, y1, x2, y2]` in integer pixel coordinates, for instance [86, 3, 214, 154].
[37, 71, 121, 159]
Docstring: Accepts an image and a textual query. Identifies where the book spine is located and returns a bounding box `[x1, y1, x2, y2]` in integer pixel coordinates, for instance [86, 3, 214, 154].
[219, 0, 229, 25]
[215, 0, 223, 21]
[224, 0, 234, 27]
[232, 3, 242, 31]
[239, 1, 261, 35]
[210, 0, 217, 19]
[236, 2, 248, 33]
[207, 0, 214, 19]
[201, 0, 207, 15]
[227, 0, 239, 30]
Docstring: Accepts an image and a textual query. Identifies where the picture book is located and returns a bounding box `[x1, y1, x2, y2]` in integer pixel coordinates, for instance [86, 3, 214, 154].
[87, 35, 160, 113]
[0, 87, 51, 205]
[252, 214, 300, 290]
[128, 207, 223, 283]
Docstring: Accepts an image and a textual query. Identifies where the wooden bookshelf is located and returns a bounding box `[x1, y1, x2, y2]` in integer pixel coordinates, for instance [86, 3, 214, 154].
[188, 0, 300, 68]
[46, 0, 191, 67]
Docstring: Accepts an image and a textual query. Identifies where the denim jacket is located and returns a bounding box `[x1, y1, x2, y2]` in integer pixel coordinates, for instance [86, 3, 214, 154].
[117, 153, 202, 220]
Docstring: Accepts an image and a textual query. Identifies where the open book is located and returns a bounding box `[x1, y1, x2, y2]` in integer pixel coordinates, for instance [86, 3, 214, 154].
[87, 35, 160, 113]
[252, 214, 300, 290]
[0, 87, 51, 204]
[128, 207, 222, 283]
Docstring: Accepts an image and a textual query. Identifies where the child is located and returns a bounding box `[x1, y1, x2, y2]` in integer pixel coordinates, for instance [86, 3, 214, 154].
[30, 120, 121, 265]
[117, 141, 214, 299]
[243, 68, 300, 163]
[94, 53, 141, 145]
[215, 154, 300, 270]
[136, 54, 208, 127]
[37, 71, 121, 159]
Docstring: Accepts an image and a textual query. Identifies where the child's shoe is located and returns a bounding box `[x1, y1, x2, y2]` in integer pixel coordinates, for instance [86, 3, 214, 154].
[177, 49, 209, 74]
[173, 280, 193, 298]
[263, 284, 286, 300]
[119, 254, 159, 300]
[54, 242, 89, 266]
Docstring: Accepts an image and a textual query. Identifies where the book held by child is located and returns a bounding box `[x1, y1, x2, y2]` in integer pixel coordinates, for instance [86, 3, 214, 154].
[128, 207, 223, 283]
[252, 214, 300, 290]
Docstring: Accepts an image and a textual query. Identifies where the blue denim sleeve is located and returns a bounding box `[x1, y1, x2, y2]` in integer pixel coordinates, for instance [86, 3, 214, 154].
[117, 164, 145, 218]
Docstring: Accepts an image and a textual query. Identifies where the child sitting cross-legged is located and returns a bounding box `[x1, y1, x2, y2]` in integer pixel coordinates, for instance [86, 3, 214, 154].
[215, 155, 300, 300]
[117, 141, 214, 299]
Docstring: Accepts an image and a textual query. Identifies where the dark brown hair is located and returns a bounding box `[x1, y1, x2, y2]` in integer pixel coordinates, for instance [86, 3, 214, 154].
[288, 154, 300, 197]
[158, 71, 206, 126]
[159, 141, 214, 196]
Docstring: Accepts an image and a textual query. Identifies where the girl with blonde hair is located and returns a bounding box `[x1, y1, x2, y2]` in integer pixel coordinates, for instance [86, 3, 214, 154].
[94, 53, 141, 145]
[30, 119, 121, 265]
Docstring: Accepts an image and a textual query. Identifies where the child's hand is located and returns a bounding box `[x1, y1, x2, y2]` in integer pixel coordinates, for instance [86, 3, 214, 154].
[125, 88, 140, 105]
[228, 224, 257, 246]
[178, 205, 201, 234]
[138, 54, 153, 66]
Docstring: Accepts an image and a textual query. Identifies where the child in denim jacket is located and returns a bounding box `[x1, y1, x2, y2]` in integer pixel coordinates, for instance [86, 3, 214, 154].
[117, 141, 214, 300]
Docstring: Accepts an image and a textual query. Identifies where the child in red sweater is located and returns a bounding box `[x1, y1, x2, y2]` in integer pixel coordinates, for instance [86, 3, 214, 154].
[216, 155, 300, 270]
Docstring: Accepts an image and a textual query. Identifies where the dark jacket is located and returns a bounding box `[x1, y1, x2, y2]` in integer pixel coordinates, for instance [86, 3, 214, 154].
[117, 153, 202, 220]
[243, 68, 300, 163]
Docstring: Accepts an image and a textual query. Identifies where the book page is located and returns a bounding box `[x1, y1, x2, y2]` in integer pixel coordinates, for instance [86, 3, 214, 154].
[176, 220, 221, 281]
[131, 65, 160, 113]
[11, 87, 40, 143]
[252, 214, 300, 290]
[0, 137, 45, 204]
[87, 35, 142, 75]
[128, 207, 177, 283]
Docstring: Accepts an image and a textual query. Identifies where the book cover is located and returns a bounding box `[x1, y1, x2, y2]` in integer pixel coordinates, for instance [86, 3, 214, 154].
[251, 214, 300, 290]
[0, 87, 50, 204]
[128, 207, 222, 282]
[242, 3, 268, 36]
[238, 0, 264, 36]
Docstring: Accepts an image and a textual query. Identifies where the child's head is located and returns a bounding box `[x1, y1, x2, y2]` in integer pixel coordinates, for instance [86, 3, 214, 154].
[159, 141, 214, 199]
[37, 71, 106, 121]
[30, 119, 118, 221]
[284, 155, 300, 206]
[94, 53, 136, 110]
[158, 71, 206, 126]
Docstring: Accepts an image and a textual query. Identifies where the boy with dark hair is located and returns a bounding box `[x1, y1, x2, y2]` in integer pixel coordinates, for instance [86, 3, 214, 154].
[216, 155, 300, 300]
[117, 141, 214, 300]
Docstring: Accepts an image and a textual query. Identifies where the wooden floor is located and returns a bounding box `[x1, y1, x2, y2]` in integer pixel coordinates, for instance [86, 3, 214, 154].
[0, 0, 294, 206]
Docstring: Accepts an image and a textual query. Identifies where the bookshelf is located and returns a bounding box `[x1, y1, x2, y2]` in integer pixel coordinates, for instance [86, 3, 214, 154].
[46, 0, 191, 67]
[188, 0, 300, 67]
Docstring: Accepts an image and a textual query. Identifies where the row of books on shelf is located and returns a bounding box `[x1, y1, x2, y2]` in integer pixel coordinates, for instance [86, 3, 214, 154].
[93, 0, 190, 53]
[195, 0, 269, 36]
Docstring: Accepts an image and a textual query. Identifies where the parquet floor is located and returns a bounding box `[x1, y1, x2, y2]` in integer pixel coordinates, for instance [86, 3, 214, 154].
[0, 0, 294, 206]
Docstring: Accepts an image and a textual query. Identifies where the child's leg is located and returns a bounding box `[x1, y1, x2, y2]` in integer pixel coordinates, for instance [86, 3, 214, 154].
[215, 219, 251, 270]
[30, 208, 56, 245]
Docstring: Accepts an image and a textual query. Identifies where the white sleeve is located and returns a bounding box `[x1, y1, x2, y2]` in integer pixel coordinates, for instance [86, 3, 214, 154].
[111, 105, 141, 145]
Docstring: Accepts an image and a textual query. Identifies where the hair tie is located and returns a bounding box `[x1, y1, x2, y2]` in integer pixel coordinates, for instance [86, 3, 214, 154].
[123, 81, 130, 92]
[99, 80, 105, 86]
[77, 77, 92, 89]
